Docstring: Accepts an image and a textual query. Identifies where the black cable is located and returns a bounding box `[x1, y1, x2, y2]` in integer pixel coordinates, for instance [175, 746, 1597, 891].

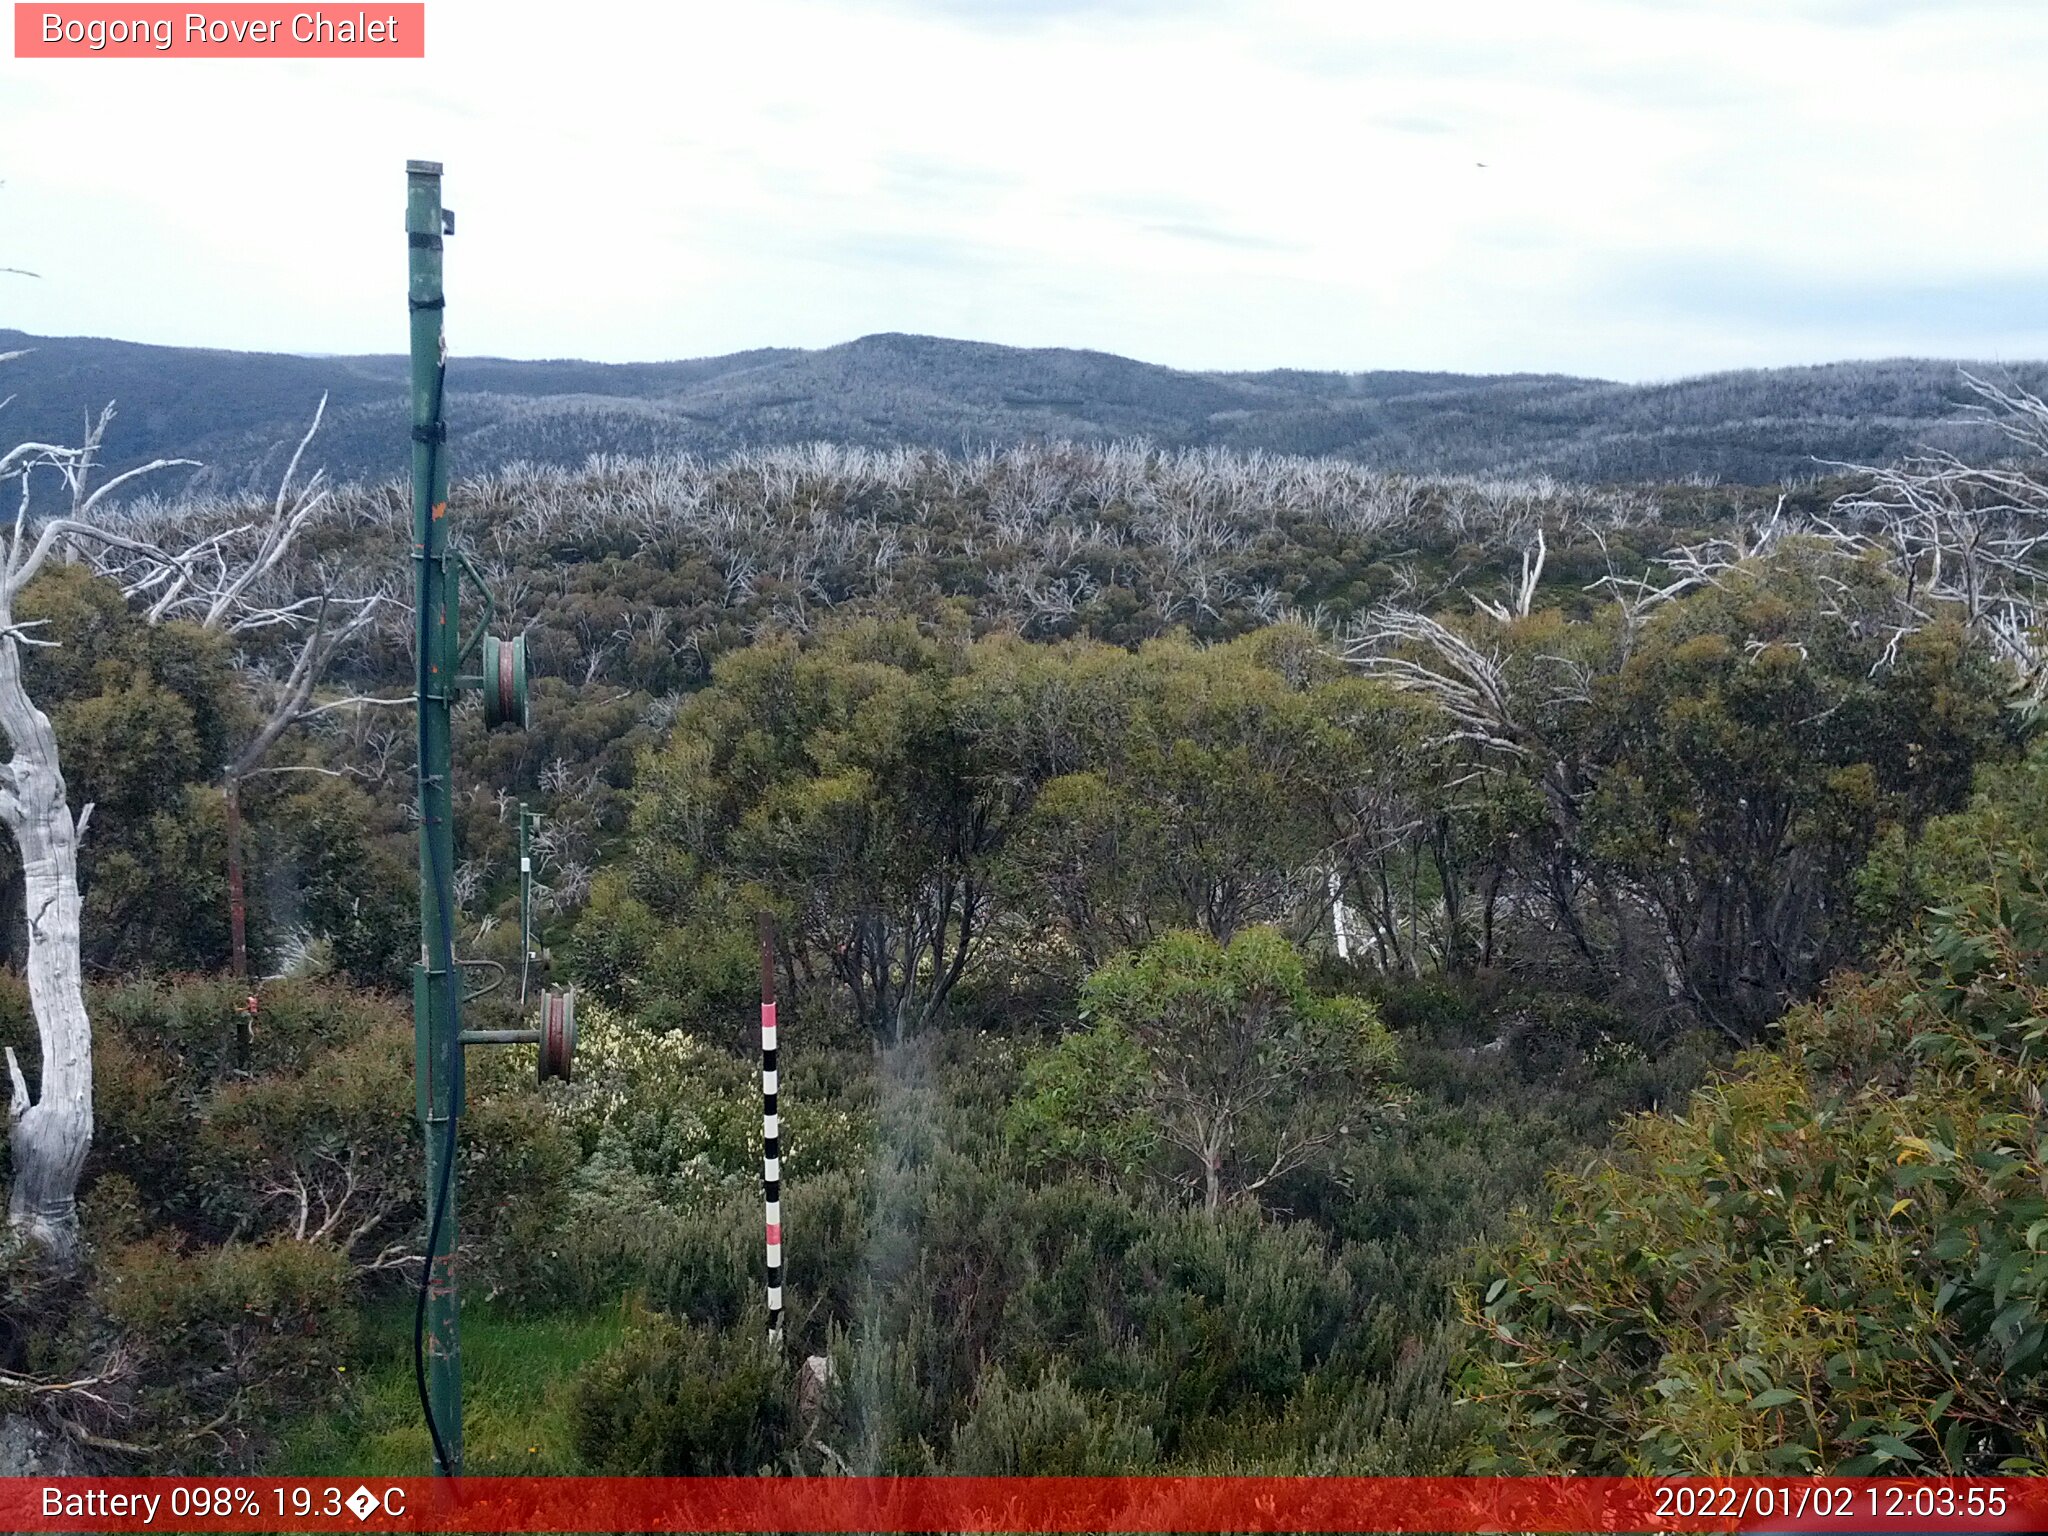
[415, 1098, 459, 1473]
[411, 356, 460, 1477]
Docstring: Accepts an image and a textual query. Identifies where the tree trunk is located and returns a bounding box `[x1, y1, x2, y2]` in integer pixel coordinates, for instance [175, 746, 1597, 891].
[224, 776, 253, 1069]
[893, 912, 916, 1046]
[1480, 861, 1502, 969]
[0, 630, 92, 1265]
[225, 776, 248, 979]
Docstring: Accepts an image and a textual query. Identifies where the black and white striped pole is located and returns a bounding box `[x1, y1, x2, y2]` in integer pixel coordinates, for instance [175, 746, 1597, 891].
[759, 912, 783, 1341]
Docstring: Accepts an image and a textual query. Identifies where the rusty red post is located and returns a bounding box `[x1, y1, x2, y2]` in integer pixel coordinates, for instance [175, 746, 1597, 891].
[225, 778, 247, 977]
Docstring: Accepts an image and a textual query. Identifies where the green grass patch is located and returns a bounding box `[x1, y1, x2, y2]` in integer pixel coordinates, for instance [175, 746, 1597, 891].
[276, 1295, 635, 1476]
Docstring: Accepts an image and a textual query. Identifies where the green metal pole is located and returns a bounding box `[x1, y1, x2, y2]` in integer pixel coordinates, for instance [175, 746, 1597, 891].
[406, 157, 463, 1477]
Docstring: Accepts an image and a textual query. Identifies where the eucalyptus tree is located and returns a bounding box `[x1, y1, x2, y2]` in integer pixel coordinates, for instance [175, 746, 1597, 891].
[627, 619, 1022, 1042]
[1012, 927, 1397, 1215]
[1343, 529, 2013, 1039]
[90, 397, 400, 978]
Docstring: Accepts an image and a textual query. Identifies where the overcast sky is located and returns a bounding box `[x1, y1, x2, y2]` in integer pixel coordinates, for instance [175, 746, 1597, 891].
[4, 0, 2046, 380]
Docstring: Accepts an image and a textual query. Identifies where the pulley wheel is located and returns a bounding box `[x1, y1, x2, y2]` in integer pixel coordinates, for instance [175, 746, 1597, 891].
[538, 987, 576, 1083]
[481, 633, 530, 730]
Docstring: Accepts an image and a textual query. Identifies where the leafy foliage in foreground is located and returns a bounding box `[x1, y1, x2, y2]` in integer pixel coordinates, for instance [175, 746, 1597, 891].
[566, 1034, 1462, 1476]
[1464, 740, 2048, 1473]
[0, 977, 573, 1468]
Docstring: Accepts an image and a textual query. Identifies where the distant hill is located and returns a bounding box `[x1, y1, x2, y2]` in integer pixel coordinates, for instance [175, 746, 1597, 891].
[4, 328, 2043, 494]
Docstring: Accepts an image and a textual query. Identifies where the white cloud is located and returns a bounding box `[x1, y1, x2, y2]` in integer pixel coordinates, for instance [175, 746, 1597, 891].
[2, 0, 2044, 379]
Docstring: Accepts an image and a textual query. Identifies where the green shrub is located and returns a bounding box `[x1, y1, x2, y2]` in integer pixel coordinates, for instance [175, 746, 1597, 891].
[1462, 863, 2048, 1473]
[192, 1021, 416, 1258]
[460, 1088, 583, 1302]
[1004, 1017, 1155, 1179]
[27, 974, 582, 1469]
[545, 1003, 866, 1211]
[570, 1314, 790, 1473]
[96, 1237, 355, 1468]
[947, 1366, 1154, 1474]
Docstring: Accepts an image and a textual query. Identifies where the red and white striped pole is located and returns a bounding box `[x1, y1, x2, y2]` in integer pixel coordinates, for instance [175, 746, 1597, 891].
[759, 912, 783, 1341]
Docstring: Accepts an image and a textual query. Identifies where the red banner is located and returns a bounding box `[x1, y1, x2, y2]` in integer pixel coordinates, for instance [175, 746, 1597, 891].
[1, 1476, 2043, 1532]
[13, 4, 424, 57]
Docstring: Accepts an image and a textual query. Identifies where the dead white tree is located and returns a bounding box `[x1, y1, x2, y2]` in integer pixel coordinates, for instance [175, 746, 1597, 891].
[1471, 527, 1546, 623]
[0, 386, 404, 1255]
[1338, 593, 1620, 977]
[1345, 608, 1532, 761]
[0, 405, 194, 1262]
[1828, 373, 2048, 695]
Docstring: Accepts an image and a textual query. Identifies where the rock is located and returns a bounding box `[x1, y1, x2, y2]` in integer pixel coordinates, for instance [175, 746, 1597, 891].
[797, 1354, 836, 1426]
[0, 1413, 84, 1476]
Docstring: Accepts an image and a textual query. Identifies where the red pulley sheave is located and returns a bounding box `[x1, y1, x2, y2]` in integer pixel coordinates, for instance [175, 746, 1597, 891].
[538, 988, 576, 1083]
[481, 633, 529, 730]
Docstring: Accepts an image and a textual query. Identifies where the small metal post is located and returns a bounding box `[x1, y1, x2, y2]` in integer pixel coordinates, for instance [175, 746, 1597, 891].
[519, 803, 539, 1006]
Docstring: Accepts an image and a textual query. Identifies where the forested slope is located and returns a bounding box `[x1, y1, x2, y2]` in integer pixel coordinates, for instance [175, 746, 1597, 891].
[1, 397, 2045, 1474]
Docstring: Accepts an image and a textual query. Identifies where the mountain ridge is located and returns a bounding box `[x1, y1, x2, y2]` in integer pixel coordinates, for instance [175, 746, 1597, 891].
[4, 327, 2042, 494]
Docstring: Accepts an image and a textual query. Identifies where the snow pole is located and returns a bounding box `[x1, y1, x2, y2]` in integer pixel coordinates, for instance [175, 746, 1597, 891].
[760, 911, 783, 1340]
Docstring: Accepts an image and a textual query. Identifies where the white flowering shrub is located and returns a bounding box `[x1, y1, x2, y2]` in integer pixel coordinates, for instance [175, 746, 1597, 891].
[544, 1003, 869, 1213]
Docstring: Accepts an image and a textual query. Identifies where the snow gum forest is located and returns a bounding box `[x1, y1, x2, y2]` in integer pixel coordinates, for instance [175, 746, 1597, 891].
[1, 363, 2046, 1478]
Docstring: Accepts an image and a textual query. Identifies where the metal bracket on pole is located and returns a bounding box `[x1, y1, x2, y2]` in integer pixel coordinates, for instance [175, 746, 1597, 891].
[452, 546, 497, 673]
